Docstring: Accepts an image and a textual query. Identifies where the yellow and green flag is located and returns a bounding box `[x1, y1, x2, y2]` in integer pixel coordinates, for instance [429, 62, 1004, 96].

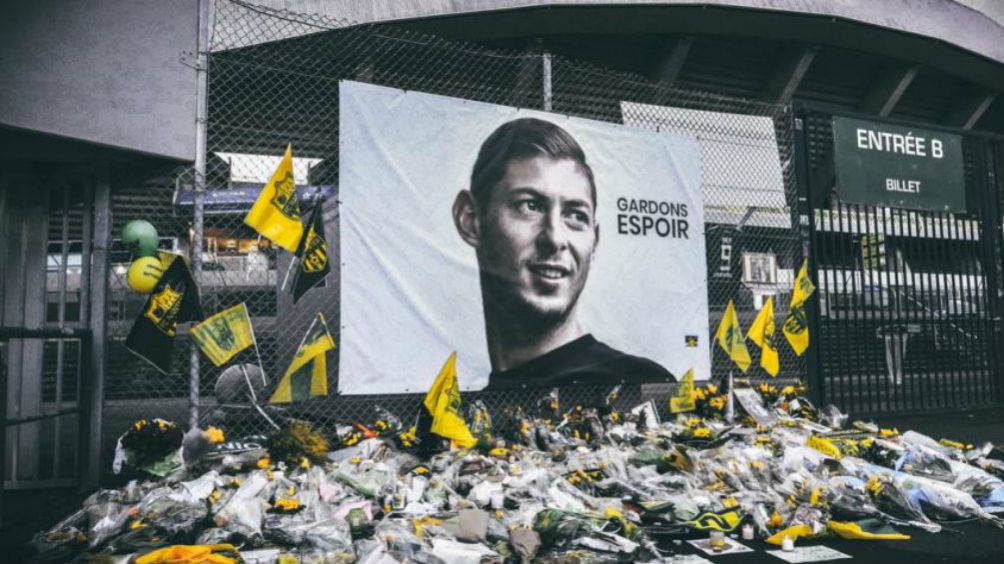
[268, 313, 335, 404]
[669, 368, 696, 413]
[747, 296, 779, 377]
[716, 300, 751, 372]
[422, 353, 476, 448]
[190, 303, 255, 367]
[783, 259, 816, 356]
[244, 144, 304, 253]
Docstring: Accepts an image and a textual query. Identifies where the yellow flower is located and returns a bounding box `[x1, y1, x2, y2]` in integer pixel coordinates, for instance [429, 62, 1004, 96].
[709, 395, 727, 411]
[879, 427, 900, 438]
[780, 386, 796, 397]
[256, 457, 271, 469]
[866, 477, 883, 497]
[809, 487, 825, 507]
[723, 496, 739, 509]
[693, 427, 712, 439]
[694, 388, 707, 401]
[706, 384, 719, 395]
[768, 511, 784, 529]
[208, 490, 222, 505]
[273, 498, 301, 512]
[205, 426, 225, 444]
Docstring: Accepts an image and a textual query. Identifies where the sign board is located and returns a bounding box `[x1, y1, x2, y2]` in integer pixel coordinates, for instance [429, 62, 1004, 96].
[832, 116, 965, 213]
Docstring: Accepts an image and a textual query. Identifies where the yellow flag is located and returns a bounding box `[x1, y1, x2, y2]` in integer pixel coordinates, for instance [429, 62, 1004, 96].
[716, 300, 751, 372]
[244, 144, 304, 253]
[269, 313, 335, 404]
[190, 303, 255, 367]
[790, 259, 816, 307]
[669, 368, 696, 413]
[423, 353, 476, 448]
[747, 297, 779, 377]
[784, 259, 816, 356]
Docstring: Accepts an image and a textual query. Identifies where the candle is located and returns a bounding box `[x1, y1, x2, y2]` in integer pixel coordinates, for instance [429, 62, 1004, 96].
[742, 524, 754, 540]
[782, 536, 794, 551]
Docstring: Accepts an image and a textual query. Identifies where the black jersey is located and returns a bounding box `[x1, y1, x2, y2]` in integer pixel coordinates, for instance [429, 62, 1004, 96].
[485, 334, 675, 389]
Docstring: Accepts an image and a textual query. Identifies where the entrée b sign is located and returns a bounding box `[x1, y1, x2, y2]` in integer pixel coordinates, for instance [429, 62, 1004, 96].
[832, 116, 965, 213]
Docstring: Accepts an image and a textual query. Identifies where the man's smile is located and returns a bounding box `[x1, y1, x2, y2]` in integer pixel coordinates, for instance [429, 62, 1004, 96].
[527, 262, 571, 280]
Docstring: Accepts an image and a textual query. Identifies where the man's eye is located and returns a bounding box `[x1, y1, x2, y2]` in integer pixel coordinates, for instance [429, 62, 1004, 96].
[515, 200, 542, 213]
[565, 210, 591, 228]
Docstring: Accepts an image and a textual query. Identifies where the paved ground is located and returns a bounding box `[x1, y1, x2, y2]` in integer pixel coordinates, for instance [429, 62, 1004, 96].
[2, 406, 1003, 563]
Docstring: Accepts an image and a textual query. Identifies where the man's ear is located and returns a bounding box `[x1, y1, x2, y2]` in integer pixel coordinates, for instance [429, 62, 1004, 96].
[452, 190, 481, 248]
[593, 222, 600, 251]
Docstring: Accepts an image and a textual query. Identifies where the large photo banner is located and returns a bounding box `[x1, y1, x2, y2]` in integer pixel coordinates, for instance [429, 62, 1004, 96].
[339, 81, 709, 394]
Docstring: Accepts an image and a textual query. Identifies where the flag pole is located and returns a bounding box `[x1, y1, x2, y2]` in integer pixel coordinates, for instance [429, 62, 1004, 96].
[280, 255, 298, 292]
[240, 363, 280, 431]
[725, 370, 735, 424]
[244, 303, 268, 388]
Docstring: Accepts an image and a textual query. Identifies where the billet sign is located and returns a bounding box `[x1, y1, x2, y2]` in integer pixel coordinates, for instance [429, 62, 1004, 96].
[832, 116, 965, 213]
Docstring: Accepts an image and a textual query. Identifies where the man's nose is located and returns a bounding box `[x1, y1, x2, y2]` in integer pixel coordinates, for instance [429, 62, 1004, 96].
[536, 209, 569, 253]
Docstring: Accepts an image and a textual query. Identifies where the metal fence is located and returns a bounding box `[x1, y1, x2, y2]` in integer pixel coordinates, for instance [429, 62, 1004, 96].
[799, 109, 1004, 415]
[99, 0, 806, 448]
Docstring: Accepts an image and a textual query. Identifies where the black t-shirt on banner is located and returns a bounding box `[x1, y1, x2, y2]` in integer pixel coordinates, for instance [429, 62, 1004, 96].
[485, 334, 676, 390]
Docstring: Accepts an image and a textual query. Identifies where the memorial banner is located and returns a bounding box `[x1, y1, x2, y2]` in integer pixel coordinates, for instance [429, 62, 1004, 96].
[338, 81, 708, 393]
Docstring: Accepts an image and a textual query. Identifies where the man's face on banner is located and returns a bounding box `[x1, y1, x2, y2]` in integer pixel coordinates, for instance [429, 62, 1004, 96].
[477, 156, 598, 323]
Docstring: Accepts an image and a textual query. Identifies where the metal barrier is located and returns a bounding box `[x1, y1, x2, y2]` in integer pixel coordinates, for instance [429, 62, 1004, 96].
[0, 326, 94, 527]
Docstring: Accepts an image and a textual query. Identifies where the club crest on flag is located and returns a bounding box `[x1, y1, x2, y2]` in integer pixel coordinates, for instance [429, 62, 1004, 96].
[146, 284, 184, 336]
[270, 169, 299, 221]
[716, 300, 751, 373]
[190, 304, 255, 367]
[206, 318, 236, 350]
[300, 228, 328, 273]
[126, 257, 203, 373]
[784, 259, 816, 357]
[244, 144, 304, 253]
[748, 296, 779, 377]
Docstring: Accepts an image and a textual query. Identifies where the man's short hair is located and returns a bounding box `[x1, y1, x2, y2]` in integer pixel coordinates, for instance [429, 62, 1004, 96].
[470, 118, 597, 212]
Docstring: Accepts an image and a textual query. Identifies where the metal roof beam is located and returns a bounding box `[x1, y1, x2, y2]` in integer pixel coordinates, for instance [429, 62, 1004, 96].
[858, 63, 920, 117]
[945, 90, 999, 130]
[761, 44, 819, 103]
[649, 35, 693, 85]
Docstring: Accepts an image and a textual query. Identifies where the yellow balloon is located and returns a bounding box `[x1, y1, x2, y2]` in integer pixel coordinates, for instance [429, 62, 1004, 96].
[127, 256, 164, 294]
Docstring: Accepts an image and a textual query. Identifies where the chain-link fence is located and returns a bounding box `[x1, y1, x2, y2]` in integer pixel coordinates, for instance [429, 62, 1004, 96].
[101, 0, 804, 450]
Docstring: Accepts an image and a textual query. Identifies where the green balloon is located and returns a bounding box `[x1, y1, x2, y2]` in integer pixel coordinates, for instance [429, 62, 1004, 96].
[122, 220, 159, 258]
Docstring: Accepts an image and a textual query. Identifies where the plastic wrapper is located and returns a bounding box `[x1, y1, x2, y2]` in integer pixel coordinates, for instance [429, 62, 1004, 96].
[431, 538, 502, 564]
[29, 508, 89, 563]
[264, 510, 353, 553]
[213, 470, 269, 540]
[896, 444, 956, 482]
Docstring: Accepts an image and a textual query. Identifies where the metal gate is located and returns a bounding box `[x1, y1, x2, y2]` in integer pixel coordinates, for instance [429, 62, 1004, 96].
[1, 181, 102, 491]
[799, 109, 1004, 415]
